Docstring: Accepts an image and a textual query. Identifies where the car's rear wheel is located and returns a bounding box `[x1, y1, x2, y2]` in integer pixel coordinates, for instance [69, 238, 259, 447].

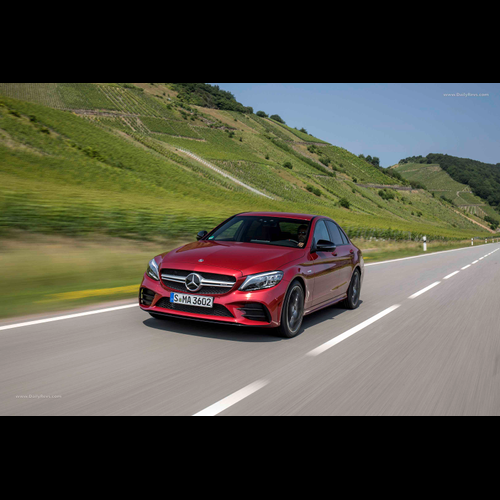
[344, 269, 361, 309]
[278, 280, 304, 338]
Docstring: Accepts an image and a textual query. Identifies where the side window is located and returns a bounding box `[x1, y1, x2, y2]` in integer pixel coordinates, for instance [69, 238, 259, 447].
[313, 220, 331, 246]
[340, 227, 349, 245]
[325, 220, 344, 246]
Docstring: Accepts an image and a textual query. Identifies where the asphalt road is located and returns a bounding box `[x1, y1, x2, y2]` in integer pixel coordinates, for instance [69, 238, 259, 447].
[1, 243, 500, 416]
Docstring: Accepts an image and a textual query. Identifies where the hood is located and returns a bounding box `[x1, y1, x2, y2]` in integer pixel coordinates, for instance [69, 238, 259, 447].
[161, 240, 303, 276]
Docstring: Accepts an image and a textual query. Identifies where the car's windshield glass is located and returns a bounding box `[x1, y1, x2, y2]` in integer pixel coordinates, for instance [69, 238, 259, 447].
[207, 216, 311, 248]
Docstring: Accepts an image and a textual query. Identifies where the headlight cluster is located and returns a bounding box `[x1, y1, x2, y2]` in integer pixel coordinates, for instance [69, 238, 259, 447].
[239, 271, 283, 291]
[146, 258, 160, 281]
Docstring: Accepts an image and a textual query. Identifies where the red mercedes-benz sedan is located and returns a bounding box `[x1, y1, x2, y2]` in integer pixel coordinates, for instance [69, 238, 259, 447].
[139, 212, 364, 338]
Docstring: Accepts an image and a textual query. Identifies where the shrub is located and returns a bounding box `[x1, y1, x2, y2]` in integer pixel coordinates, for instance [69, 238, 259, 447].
[339, 198, 350, 209]
[305, 185, 321, 197]
[378, 189, 395, 201]
[270, 114, 285, 124]
[283, 161, 293, 169]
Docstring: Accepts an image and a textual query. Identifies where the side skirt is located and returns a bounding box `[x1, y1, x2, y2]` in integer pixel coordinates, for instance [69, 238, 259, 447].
[304, 294, 348, 316]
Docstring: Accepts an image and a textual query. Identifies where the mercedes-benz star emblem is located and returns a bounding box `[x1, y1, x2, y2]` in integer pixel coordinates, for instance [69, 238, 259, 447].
[198, 259, 204, 262]
[185, 273, 202, 292]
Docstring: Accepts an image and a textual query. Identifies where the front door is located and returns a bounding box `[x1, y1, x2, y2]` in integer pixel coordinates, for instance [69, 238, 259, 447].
[309, 220, 339, 307]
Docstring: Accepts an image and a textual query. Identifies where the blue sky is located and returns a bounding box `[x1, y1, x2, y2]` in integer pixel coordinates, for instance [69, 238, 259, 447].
[210, 83, 500, 168]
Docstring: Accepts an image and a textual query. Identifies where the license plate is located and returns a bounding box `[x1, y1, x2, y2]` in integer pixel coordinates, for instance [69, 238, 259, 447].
[170, 292, 214, 309]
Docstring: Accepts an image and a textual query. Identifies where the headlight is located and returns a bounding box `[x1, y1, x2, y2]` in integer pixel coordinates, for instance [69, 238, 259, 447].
[239, 271, 284, 291]
[146, 258, 160, 281]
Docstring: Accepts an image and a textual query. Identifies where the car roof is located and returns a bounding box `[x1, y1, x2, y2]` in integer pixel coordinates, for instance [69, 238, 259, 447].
[238, 211, 317, 221]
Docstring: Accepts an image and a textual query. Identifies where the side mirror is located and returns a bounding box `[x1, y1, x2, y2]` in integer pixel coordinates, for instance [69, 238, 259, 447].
[196, 230, 208, 241]
[313, 239, 336, 252]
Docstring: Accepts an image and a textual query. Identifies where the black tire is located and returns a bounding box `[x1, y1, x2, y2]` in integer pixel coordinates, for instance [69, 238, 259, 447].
[277, 280, 305, 338]
[344, 269, 361, 309]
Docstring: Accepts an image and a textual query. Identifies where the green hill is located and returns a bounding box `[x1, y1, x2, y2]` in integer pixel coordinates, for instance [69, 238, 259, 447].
[394, 155, 500, 230]
[0, 83, 493, 242]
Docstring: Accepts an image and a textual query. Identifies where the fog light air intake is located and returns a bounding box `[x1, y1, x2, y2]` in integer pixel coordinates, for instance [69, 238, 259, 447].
[140, 288, 155, 306]
[237, 303, 271, 322]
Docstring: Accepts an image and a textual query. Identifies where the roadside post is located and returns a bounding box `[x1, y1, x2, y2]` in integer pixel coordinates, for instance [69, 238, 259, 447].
[472, 238, 474, 246]
[423, 235, 427, 252]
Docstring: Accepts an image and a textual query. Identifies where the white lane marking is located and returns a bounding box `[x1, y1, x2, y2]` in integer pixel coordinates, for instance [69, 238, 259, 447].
[408, 282, 441, 299]
[472, 261, 479, 264]
[479, 257, 484, 260]
[365, 243, 500, 267]
[444, 271, 460, 280]
[193, 380, 269, 416]
[461, 265, 471, 270]
[0, 304, 138, 332]
[306, 305, 401, 357]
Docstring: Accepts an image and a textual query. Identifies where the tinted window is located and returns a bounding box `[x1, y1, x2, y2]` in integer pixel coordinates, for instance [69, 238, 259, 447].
[208, 216, 311, 248]
[212, 219, 244, 241]
[340, 227, 349, 245]
[313, 220, 331, 246]
[325, 220, 344, 246]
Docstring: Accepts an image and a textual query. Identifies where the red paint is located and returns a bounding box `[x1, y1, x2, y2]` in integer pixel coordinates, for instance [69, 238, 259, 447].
[139, 212, 364, 328]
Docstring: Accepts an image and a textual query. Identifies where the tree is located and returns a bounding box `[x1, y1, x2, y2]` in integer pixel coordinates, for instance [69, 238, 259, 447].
[270, 114, 285, 124]
[256, 111, 268, 118]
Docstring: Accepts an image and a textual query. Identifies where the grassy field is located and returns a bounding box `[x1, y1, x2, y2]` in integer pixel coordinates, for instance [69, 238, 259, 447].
[0, 233, 191, 319]
[0, 89, 491, 242]
[393, 162, 500, 226]
[356, 237, 493, 262]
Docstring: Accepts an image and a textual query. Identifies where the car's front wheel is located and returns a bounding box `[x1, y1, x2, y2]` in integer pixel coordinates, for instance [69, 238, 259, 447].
[278, 280, 305, 338]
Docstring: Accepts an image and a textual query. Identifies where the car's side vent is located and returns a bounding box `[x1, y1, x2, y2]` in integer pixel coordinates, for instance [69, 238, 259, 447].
[140, 287, 155, 306]
[237, 303, 271, 323]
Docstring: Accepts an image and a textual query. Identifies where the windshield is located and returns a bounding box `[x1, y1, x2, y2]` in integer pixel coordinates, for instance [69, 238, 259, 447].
[206, 216, 311, 248]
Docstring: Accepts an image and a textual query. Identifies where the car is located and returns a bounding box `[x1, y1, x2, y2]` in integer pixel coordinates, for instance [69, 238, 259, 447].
[139, 212, 364, 338]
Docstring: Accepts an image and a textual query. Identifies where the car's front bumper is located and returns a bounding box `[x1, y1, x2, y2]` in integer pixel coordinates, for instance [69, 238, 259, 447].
[139, 274, 289, 328]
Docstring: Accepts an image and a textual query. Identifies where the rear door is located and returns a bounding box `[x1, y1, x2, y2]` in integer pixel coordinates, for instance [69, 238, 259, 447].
[325, 220, 354, 297]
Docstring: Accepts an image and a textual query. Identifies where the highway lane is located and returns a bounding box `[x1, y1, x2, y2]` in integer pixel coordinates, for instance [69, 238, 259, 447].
[1, 243, 499, 416]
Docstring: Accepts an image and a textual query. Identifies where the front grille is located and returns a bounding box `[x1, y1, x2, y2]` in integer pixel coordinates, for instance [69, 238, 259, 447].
[161, 269, 236, 295]
[156, 296, 233, 318]
[140, 287, 155, 306]
[237, 303, 271, 323]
